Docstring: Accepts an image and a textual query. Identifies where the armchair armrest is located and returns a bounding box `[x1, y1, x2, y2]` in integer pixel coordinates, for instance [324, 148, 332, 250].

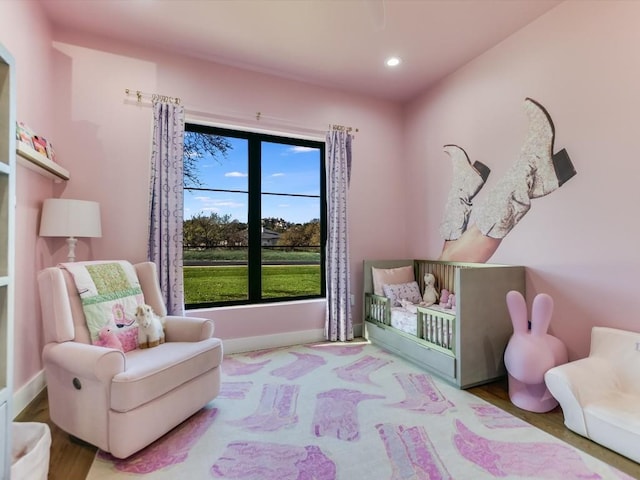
[43, 342, 125, 382]
[164, 316, 215, 342]
[545, 356, 617, 436]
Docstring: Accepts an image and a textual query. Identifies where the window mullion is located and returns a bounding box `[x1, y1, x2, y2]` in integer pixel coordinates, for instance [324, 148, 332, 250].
[247, 136, 262, 301]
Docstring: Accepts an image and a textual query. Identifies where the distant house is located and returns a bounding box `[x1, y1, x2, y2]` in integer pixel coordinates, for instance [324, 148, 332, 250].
[261, 227, 280, 246]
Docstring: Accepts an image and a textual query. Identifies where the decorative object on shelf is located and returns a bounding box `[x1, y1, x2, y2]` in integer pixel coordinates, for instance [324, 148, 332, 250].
[16, 122, 57, 162]
[16, 121, 35, 148]
[39, 198, 102, 262]
[503, 290, 568, 413]
[31, 135, 48, 157]
[15, 121, 65, 180]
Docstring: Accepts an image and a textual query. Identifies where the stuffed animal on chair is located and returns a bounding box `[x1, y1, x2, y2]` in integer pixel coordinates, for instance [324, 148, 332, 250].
[135, 304, 166, 348]
[503, 290, 568, 412]
[421, 273, 439, 307]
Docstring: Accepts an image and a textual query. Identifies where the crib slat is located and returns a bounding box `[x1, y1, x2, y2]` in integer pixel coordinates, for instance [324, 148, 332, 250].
[418, 261, 457, 296]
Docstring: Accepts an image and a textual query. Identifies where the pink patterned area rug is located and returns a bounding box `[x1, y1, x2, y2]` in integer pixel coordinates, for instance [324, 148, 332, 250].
[86, 342, 632, 479]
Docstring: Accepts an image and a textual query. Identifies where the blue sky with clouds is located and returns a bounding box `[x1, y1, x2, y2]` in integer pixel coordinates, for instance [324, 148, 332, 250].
[184, 135, 320, 224]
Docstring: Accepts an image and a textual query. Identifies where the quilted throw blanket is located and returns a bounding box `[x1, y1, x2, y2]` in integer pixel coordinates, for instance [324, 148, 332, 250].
[60, 261, 144, 352]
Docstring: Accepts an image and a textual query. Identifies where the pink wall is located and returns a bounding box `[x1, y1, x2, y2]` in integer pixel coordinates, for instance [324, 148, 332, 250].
[4, 0, 637, 400]
[404, 0, 640, 359]
[47, 30, 405, 342]
[0, 8, 406, 394]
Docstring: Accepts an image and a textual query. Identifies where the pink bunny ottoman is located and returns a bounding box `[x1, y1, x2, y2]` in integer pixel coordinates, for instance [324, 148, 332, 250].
[503, 290, 568, 412]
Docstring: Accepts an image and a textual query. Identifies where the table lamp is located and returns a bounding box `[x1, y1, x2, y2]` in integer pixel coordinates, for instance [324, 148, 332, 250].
[39, 198, 102, 262]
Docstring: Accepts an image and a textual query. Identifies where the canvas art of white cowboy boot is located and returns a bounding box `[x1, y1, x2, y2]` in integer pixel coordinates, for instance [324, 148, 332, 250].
[439, 144, 491, 241]
[475, 97, 576, 239]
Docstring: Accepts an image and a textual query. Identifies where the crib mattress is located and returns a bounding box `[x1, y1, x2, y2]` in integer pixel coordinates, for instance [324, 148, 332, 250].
[390, 307, 418, 336]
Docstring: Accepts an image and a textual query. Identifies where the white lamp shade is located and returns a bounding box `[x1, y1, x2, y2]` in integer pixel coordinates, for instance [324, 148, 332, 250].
[39, 199, 102, 238]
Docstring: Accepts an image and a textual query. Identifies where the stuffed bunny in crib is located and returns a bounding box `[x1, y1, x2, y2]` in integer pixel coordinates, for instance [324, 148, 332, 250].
[421, 273, 439, 307]
[503, 290, 568, 412]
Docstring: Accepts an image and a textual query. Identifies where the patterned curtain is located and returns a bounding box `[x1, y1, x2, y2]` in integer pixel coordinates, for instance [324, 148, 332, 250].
[325, 130, 353, 341]
[148, 101, 185, 315]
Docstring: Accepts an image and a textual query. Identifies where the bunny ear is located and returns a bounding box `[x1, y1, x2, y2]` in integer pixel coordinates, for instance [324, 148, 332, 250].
[506, 290, 528, 333]
[531, 293, 554, 336]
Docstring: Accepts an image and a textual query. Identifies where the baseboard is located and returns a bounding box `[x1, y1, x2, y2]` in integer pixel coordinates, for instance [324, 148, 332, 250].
[12, 369, 46, 419]
[223, 328, 326, 354]
[353, 322, 363, 338]
[223, 323, 364, 355]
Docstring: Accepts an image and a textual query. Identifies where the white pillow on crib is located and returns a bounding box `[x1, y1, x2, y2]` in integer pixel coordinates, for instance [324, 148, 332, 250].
[372, 265, 414, 296]
[383, 281, 422, 307]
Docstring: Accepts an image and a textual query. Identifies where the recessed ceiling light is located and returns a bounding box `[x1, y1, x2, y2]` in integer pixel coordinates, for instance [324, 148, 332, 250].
[385, 57, 401, 67]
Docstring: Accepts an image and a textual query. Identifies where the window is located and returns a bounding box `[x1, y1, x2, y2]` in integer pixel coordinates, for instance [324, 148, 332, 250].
[183, 124, 326, 308]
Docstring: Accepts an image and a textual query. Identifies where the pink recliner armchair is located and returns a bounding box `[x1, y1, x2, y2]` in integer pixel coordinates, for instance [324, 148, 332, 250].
[37, 261, 223, 459]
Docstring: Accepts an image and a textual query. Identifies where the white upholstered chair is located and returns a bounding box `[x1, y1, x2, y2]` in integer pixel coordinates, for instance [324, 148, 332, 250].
[37, 261, 223, 459]
[544, 326, 640, 463]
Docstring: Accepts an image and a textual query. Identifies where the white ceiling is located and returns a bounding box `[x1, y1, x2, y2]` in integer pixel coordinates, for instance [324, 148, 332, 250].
[39, 0, 562, 103]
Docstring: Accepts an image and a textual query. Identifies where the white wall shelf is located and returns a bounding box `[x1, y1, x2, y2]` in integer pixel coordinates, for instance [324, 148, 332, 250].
[16, 141, 69, 181]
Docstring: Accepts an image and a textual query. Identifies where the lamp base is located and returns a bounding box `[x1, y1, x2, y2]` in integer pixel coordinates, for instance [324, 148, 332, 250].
[66, 236, 78, 263]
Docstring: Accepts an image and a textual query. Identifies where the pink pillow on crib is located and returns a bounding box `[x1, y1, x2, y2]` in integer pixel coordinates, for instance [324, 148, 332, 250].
[383, 281, 422, 307]
[372, 265, 414, 296]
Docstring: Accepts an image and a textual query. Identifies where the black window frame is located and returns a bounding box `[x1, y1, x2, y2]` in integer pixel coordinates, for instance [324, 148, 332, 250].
[184, 123, 327, 309]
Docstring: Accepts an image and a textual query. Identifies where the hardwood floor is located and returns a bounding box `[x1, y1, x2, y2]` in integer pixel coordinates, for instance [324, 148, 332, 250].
[14, 391, 96, 480]
[16, 380, 640, 479]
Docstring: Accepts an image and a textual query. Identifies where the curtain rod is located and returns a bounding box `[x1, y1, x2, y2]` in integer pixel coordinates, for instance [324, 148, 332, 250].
[125, 88, 181, 105]
[123, 88, 358, 136]
[329, 124, 358, 134]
